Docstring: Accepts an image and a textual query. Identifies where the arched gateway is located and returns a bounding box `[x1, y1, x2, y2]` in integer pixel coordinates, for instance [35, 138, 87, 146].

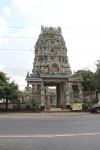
[25, 26, 83, 110]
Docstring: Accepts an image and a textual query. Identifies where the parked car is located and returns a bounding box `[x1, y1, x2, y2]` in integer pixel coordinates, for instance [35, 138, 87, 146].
[88, 101, 100, 113]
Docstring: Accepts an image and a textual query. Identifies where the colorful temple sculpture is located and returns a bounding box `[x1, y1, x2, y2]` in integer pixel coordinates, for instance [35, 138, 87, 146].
[25, 26, 83, 110]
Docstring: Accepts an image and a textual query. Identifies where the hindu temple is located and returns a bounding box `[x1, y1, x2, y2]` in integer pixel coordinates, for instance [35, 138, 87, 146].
[25, 26, 83, 110]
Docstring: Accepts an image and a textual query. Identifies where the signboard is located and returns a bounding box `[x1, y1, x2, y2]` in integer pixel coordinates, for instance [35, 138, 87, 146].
[72, 103, 82, 110]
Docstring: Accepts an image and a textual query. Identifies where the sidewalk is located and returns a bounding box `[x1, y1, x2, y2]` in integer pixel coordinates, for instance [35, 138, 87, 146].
[0, 112, 91, 117]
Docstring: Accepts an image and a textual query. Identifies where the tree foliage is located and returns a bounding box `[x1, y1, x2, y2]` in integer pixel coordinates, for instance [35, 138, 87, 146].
[96, 68, 100, 92]
[0, 71, 21, 102]
[72, 69, 97, 92]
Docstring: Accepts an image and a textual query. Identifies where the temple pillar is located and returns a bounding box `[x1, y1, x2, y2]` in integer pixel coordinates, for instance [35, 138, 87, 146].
[61, 82, 65, 106]
[65, 79, 70, 105]
[41, 79, 45, 106]
[78, 82, 83, 102]
[34, 84, 38, 101]
[54, 95, 56, 106]
[27, 81, 29, 87]
[46, 95, 50, 110]
[34, 85, 37, 92]
[26, 81, 30, 103]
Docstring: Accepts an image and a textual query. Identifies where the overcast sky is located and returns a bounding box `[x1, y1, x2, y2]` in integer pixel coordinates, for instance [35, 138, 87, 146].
[0, 0, 100, 91]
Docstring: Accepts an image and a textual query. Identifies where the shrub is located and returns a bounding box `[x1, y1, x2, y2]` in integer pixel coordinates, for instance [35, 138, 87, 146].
[25, 105, 30, 110]
[74, 98, 81, 103]
[91, 98, 98, 104]
[83, 98, 87, 103]
[82, 104, 88, 109]
[30, 97, 40, 110]
[13, 104, 20, 110]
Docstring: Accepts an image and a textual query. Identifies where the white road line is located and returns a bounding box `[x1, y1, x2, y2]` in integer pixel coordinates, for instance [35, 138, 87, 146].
[0, 133, 100, 138]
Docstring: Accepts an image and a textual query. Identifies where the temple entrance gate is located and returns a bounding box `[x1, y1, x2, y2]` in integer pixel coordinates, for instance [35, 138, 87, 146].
[44, 82, 61, 110]
[25, 26, 83, 110]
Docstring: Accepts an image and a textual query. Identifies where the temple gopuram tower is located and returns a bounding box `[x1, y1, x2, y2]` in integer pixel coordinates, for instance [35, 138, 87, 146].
[25, 26, 83, 110]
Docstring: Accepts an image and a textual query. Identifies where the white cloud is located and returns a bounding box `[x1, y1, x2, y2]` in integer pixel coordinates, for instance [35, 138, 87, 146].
[0, 17, 8, 44]
[10, 26, 40, 37]
[13, 0, 32, 11]
[13, 0, 100, 30]
[3, 7, 11, 16]
[13, 0, 46, 13]
[0, 17, 7, 32]
[0, 63, 4, 70]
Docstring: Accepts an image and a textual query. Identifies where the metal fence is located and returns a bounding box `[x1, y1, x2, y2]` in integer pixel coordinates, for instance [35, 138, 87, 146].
[0, 91, 98, 110]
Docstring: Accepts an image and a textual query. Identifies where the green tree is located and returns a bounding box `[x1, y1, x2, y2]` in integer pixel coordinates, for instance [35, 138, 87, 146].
[72, 69, 97, 92]
[96, 68, 100, 92]
[0, 71, 21, 109]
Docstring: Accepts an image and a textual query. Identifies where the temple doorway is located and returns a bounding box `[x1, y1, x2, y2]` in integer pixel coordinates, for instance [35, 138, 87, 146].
[56, 84, 60, 108]
[45, 83, 61, 108]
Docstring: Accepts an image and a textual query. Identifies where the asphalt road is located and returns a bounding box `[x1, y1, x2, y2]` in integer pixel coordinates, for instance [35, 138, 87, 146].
[0, 112, 100, 150]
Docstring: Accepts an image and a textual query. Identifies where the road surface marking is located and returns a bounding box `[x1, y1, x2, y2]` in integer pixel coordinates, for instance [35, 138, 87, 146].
[0, 133, 100, 138]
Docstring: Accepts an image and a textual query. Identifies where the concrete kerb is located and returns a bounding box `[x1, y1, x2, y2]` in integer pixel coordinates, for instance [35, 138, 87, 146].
[0, 112, 91, 117]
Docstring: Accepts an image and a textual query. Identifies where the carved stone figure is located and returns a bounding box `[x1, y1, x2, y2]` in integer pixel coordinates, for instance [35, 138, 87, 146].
[27, 72, 29, 76]
[51, 63, 59, 73]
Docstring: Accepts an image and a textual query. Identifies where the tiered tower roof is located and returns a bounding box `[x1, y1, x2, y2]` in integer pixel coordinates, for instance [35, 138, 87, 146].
[30, 26, 72, 78]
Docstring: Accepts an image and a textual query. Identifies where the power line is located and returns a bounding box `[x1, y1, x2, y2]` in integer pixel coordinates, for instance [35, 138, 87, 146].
[0, 37, 37, 39]
[0, 46, 34, 47]
[0, 49, 100, 52]
[18, 85, 27, 86]
[63, 28, 100, 30]
[66, 38, 100, 40]
[6, 69, 28, 71]
[0, 49, 33, 51]
[68, 50, 100, 52]
[0, 47, 100, 52]
[0, 27, 40, 28]
[0, 58, 34, 59]
[1, 27, 100, 30]
[1, 37, 100, 40]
